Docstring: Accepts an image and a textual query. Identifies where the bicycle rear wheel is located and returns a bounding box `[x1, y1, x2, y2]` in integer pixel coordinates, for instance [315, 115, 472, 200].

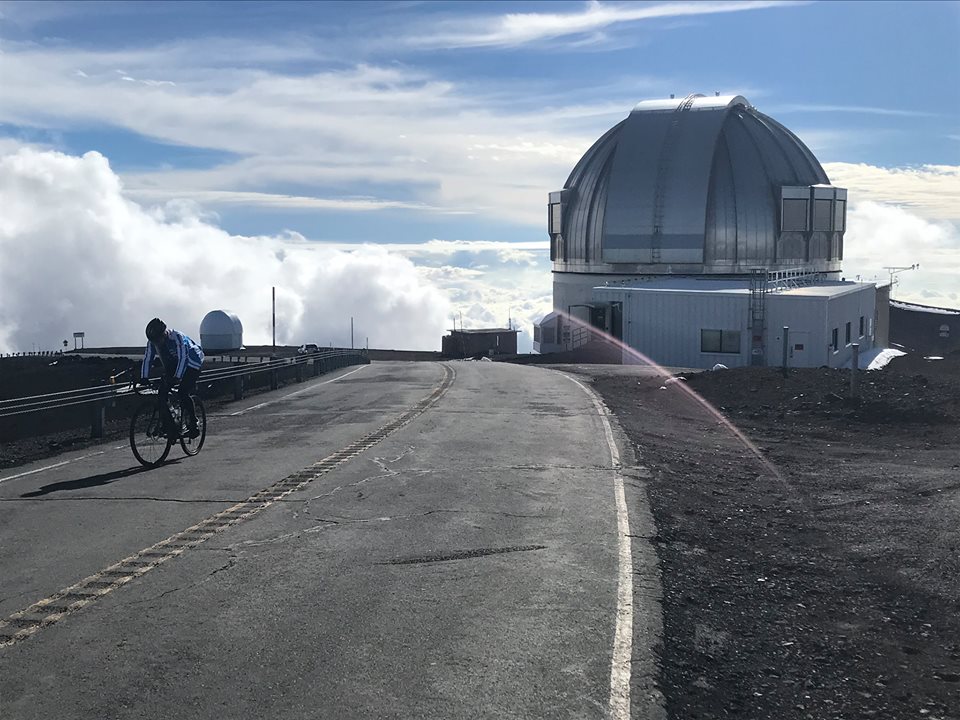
[130, 401, 172, 466]
[180, 395, 206, 456]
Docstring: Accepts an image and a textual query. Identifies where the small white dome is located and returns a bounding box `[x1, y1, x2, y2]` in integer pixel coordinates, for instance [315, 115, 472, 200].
[200, 310, 243, 352]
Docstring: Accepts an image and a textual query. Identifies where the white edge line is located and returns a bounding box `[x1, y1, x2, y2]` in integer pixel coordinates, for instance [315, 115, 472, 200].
[0, 451, 106, 485]
[564, 374, 633, 720]
[230, 364, 369, 416]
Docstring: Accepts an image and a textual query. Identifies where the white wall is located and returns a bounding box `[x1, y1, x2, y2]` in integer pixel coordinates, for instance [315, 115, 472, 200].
[767, 286, 876, 369]
[595, 288, 750, 368]
[766, 296, 829, 368]
[595, 284, 877, 370]
[826, 286, 877, 368]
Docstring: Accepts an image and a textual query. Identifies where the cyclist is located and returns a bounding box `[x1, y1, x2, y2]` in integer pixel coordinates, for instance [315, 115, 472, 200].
[140, 318, 204, 439]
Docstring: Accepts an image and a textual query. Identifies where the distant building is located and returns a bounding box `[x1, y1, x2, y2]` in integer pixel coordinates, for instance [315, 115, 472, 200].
[890, 300, 960, 356]
[534, 93, 877, 368]
[442, 328, 519, 358]
[200, 310, 243, 352]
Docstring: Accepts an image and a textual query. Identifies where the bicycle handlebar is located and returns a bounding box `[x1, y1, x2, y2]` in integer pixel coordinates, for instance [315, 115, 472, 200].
[133, 379, 182, 395]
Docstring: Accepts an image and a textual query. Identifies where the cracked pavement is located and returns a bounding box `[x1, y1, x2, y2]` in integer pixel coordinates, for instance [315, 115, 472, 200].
[0, 361, 663, 719]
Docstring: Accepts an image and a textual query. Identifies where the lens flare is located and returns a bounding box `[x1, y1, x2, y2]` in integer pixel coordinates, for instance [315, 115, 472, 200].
[554, 310, 785, 484]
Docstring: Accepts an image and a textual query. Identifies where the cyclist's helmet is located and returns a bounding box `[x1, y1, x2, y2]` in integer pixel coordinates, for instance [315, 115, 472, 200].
[145, 318, 167, 342]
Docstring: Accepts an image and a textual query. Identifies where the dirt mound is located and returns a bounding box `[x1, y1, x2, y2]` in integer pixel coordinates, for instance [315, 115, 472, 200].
[582, 362, 960, 720]
[682, 364, 959, 427]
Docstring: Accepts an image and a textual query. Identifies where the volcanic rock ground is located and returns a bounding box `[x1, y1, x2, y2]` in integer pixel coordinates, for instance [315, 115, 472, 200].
[2, 352, 959, 719]
[577, 352, 960, 720]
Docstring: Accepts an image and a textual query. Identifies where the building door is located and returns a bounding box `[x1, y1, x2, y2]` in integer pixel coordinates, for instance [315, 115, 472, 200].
[789, 331, 810, 367]
[610, 302, 623, 340]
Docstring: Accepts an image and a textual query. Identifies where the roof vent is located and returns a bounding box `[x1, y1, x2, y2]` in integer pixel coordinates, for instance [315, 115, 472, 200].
[715, 91, 720, 96]
[669, 94, 675, 99]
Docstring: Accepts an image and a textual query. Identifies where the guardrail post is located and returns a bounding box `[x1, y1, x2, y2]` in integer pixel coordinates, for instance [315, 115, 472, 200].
[296, 362, 304, 383]
[91, 401, 105, 438]
[313, 358, 320, 377]
[233, 375, 244, 401]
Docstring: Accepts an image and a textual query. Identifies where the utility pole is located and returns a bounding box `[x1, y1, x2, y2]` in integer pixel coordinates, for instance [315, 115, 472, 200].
[350, 317, 354, 349]
[272, 286, 276, 349]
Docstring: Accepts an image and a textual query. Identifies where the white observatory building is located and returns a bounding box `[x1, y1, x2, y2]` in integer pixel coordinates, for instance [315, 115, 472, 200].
[200, 310, 244, 352]
[534, 94, 878, 368]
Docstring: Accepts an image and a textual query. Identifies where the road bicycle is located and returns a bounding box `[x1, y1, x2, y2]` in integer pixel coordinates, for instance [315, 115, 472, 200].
[129, 381, 207, 466]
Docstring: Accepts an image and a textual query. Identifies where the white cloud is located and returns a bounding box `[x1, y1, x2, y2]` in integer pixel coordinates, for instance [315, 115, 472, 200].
[843, 202, 960, 310]
[824, 163, 960, 221]
[409, 243, 553, 352]
[414, 0, 802, 49]
[125, 188, 458, 213]
[0, 148, 452, 353]
[771, 104, 938, 118]
[0, 45, 606, 226]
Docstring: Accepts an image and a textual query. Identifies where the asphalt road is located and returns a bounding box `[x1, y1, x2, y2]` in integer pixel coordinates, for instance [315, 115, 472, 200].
[0, 361, 663, 719]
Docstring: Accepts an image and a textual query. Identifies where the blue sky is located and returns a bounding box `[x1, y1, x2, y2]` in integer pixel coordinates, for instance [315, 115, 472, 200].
[0, 0, 958, 351]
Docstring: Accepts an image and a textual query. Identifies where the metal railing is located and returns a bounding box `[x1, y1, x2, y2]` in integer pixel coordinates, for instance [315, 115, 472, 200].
[0, 349, 369, 430]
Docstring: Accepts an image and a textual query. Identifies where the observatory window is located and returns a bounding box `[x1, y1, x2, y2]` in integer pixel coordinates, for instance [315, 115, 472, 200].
[831, 328, 839, 352]
[813, 199, 833, 231]
[701, 329, 741, 354]
[859, 316, 865, 337]
[834, 200, 846, 232]
[781, 199, 808, 232]
[845, 322, 852, 345]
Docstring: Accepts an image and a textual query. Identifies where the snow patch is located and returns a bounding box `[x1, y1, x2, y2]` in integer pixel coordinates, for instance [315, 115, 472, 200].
[843, 347, 907, 370]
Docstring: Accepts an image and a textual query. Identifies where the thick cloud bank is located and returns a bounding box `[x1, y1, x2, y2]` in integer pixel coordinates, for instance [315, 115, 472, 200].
[844, 202, 960, 308]
[0, 149, 451, 353]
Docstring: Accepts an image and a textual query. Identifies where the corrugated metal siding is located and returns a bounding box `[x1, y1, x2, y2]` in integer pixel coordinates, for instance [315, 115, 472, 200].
[723, 112, 773, 266]
[587, 151, 615, 263]
[658, 109, 727, 263]
[742, 112, 805, 186]
[563, 122, 622, 263]
[758, 113, 829, 185]
[601, 110, 672, 260]
[704, 131, 738, 265]
[597, 288, 750, 368]
[557, 98, 836, 271]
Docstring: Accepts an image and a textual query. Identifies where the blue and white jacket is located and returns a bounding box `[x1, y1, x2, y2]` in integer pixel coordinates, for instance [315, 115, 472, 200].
[142, 329, 204, 380]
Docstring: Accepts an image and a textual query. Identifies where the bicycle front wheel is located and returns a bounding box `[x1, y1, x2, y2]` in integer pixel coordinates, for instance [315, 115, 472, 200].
[130, 401, 171, 466]
[180, 395, 206, 456]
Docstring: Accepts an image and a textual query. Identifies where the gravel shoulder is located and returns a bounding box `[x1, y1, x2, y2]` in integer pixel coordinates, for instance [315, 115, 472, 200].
[572, 354, 960, 720]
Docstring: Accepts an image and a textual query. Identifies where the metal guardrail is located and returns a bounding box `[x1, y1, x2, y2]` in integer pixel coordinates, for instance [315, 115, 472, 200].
[0, 349, 369, 421]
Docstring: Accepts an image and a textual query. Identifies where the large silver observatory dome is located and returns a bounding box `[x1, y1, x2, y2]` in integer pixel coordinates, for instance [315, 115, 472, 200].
[548, 94, 847, 280]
